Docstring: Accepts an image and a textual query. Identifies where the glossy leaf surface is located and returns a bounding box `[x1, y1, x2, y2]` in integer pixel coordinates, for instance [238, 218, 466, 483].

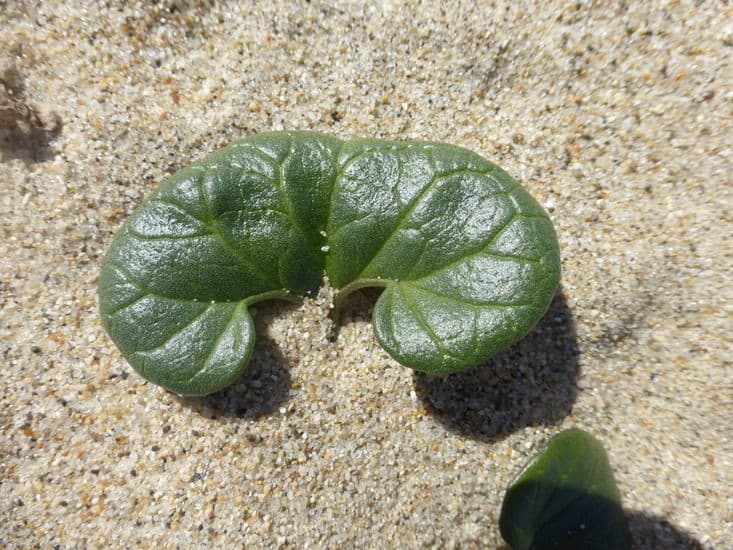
[99, 132, 560, 395]
[499, 429, 631, 550]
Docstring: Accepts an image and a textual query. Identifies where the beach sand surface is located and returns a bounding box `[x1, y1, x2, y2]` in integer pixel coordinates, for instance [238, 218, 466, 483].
[1, 1, 730, 548]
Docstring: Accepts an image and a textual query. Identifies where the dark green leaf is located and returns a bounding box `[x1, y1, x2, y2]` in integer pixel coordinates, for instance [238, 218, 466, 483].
[499, 429, 631, 550]
[99, 131, 560, 395]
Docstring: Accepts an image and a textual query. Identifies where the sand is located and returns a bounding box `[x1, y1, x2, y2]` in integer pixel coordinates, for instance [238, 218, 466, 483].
[1, 1, 730, 548]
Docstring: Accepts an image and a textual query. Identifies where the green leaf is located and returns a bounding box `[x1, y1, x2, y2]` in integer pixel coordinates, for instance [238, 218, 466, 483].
[99, 131, 560, 395]
[499, 429, 631, 550]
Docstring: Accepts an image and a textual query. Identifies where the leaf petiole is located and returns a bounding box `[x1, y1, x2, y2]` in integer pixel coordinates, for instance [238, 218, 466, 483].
[330, 278, 393, 333]
[242, 289, 301, 308]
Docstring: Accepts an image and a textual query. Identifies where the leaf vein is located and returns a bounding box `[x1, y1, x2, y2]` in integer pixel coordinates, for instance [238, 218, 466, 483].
[199, 167, 280, 288]
[276, 135, 317, 250]
[175, 304, 239, 386]
[410, 214, 548, 281]
[355, 167, 497, 279]
[105, 292, 149, 317]
[126, 229, 211, 242]
[132, 304, 211, 355]
[398, 284, 463, 362]
[405, 282, 535, 309]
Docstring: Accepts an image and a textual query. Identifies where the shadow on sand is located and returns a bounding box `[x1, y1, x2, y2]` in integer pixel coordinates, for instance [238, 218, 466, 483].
[1, 65, 61, 164]
[626, 510, 705, 549]
[413, 290, 579, 442]
[176, 325, 294, 420]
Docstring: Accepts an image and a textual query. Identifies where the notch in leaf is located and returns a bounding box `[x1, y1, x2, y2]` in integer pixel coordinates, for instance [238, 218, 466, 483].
[499, 429, 631, 550]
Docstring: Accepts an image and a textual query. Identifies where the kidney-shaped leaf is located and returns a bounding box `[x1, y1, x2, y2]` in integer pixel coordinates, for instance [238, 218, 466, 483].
[99, 131, 560, 395]
[499, 429, 631, 550]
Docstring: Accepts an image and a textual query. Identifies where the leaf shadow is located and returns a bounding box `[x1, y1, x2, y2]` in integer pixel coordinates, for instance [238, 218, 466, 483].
[626, 511, 705, 550]
[176, 335, 292, 420]
[413, 290, 579, 442]
[0, 64, 62, 164]
[0, 116, 61, 163]
[495, 508, 704, 550]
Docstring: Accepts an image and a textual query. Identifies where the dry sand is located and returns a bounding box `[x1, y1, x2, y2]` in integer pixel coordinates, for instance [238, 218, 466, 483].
[1, 1, 731, 548]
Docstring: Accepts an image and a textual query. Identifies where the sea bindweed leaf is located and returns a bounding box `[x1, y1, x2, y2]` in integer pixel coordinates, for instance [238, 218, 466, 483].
[99, 131, 560, 395]
[499, 429, 631, 550]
